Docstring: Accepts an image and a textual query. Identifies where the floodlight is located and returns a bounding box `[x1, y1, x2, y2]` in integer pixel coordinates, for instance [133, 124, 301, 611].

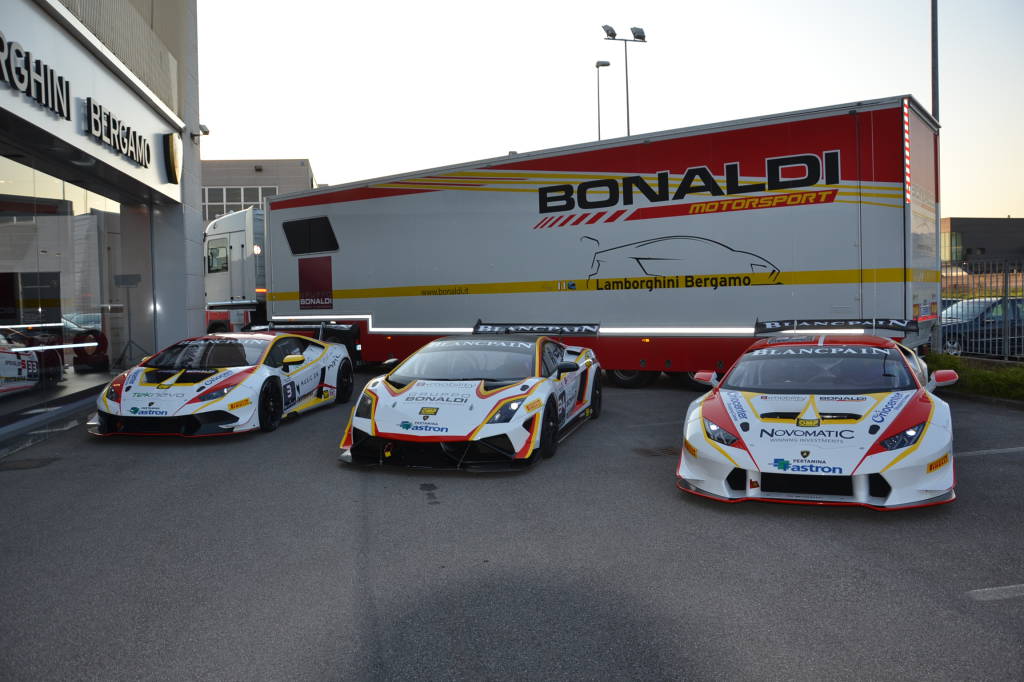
[602, 25, 617, 39]
[631, 27, 645, 41]
[595, 60, 610, 68]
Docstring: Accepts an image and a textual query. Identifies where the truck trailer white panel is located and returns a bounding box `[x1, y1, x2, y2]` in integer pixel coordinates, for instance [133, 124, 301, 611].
[263, 96, 939, 371]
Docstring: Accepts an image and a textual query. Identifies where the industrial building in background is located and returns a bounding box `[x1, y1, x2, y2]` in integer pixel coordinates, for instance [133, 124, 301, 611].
[201, 159, 317, 223]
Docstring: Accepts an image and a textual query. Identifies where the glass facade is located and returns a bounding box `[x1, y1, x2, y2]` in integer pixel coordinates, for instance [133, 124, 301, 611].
[0, 155, 155, 420]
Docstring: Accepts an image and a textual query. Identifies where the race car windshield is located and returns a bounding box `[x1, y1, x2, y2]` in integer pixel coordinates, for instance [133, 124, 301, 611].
[144, 339, 267, 369]
[722, 346, 916, 393]
[390, 345, 535, 383]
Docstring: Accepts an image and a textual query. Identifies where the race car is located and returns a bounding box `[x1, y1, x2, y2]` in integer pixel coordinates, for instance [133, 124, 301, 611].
[678, 323, 959, 509]
[1, 327, 64, 397]
[339, 329, 602, 469]
[90, 332, 353, 436]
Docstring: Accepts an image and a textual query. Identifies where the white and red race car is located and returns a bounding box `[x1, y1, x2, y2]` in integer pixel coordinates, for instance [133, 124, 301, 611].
[678, 321, 959, 509]
[339, 324, 602, 469]
[91, 332, 352, 437]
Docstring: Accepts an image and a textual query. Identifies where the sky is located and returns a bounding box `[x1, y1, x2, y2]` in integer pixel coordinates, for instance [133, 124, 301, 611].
[197, 0, 1024, 218]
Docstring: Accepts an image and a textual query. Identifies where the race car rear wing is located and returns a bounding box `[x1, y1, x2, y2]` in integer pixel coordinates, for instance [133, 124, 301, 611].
[754, 319, 919, 337]
[246, 321, 361, 361]
[473, 320, 600, 335]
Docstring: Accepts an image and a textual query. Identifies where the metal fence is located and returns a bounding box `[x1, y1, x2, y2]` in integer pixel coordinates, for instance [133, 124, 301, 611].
[940, 259, 1024, 359]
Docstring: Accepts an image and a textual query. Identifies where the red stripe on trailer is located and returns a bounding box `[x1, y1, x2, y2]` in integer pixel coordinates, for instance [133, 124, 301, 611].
[492, 108, 904, 184]
[572, 214, 590, 225]
[605, 210, 627, 222]
[558, 215, 576, 226]
[270, 186, 434, 210]
[586, 212, 607, 224]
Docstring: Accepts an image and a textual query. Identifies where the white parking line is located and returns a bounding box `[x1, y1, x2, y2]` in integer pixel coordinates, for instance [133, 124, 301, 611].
[956, 446, 1024, 458]
[966, 584, 1024, 602]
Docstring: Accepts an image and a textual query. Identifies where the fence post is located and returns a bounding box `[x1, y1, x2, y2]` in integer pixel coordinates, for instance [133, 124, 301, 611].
[1003, 262, 1011, 361]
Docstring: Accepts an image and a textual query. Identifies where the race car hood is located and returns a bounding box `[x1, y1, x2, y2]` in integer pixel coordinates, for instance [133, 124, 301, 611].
[709, 388, 926, 474]
[369, 378, 542, 438]
[116, 365, 255, 416]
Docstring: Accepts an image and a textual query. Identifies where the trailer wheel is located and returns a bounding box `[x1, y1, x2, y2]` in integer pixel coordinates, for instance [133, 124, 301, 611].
[606, 369, 657, 388]
[334, 359, 354, 404]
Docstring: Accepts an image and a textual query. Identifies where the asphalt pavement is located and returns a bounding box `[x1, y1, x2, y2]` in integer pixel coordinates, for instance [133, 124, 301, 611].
[1, 372, 1022, 681]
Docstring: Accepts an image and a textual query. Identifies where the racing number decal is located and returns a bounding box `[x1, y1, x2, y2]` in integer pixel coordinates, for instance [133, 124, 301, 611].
[283, 381, 298, 408]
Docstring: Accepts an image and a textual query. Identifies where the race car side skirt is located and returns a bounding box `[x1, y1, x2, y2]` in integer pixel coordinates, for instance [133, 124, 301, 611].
[675, 477, 956, 511]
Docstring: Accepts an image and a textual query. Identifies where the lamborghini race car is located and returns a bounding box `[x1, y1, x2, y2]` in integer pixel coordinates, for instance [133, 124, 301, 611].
[90, 332, 353, 436]
[339, 333, 602, 469]
[678, 331, 959, 509]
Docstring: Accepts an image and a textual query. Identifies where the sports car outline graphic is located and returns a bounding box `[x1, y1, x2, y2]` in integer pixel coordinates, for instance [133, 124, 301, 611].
[677, 331, 959, 510]
[339, 334, 601, 470]
[584, 235, 781, 282]
[90, 332, 353, 437]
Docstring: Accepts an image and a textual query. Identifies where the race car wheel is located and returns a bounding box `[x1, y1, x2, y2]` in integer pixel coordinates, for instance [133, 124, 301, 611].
[588, 372, 603, 419]
[335, 359, 354, 404]
[606, 369, 657, 388]
[258, 380, 283, 432]
[539, 401, 559, 459]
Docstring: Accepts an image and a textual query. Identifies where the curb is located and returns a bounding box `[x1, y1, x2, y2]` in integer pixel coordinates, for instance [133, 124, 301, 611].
[0, 391, 100, 459]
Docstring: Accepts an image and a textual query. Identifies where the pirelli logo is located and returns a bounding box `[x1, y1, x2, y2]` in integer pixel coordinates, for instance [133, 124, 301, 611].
[926, 453, 949, 473]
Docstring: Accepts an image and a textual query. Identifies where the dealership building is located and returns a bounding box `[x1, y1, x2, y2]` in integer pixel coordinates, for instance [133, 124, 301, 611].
[1, 0, 202, 438]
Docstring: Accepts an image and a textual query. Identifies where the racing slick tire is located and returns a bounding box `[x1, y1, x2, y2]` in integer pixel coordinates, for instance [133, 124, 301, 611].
[606, 369, 657, 388]
[539, 401, 560, 459]
[207, 320, 230, 334]
[257, 379, 283, 432]
[588, 372, 603, 419]
[335, 359, 354, 404]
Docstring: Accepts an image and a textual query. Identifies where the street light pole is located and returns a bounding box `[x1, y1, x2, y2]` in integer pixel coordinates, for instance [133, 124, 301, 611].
[602, 25, 646, 136]
[595, 61, 610, 140]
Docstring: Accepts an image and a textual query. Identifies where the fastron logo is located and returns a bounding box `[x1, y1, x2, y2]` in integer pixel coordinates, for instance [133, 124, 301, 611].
[399, 421, 449, 433]
[772, 458, 843, 474]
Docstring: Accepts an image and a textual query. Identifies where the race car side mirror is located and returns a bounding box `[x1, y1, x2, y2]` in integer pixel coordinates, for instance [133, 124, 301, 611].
[282, 354, 305, 368]
[556, 361, 579, 378]
[693, 371, 719, 387]
[927, 369, 958, 391]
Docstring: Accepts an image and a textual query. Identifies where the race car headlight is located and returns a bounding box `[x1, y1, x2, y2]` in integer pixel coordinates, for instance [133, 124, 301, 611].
[879, 422, 926, 450]
[192, 385, 234, 403]
[703, 417, 739, 446]
[354, 392, 374, 418]
[487, 400, 523, 424]
[104, 372, 128, 403]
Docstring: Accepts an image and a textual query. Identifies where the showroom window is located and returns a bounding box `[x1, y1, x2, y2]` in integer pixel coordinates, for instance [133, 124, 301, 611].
[0, 155, 155, 419]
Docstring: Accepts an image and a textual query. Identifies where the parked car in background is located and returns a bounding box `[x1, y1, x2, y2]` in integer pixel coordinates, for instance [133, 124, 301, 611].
[940, 297, 1024, 357]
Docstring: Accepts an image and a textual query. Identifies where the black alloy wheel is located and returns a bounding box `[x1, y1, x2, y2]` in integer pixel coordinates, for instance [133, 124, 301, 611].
[539, 402, 560, 459]
[335, 360, 354, 403]
[589, 372, 603, 419]
[258, 379, 283, 432]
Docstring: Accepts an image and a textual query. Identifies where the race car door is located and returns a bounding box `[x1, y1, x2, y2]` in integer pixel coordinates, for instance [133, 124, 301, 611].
[540, 339, 580, 426]
[265, 336, 327, 410]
